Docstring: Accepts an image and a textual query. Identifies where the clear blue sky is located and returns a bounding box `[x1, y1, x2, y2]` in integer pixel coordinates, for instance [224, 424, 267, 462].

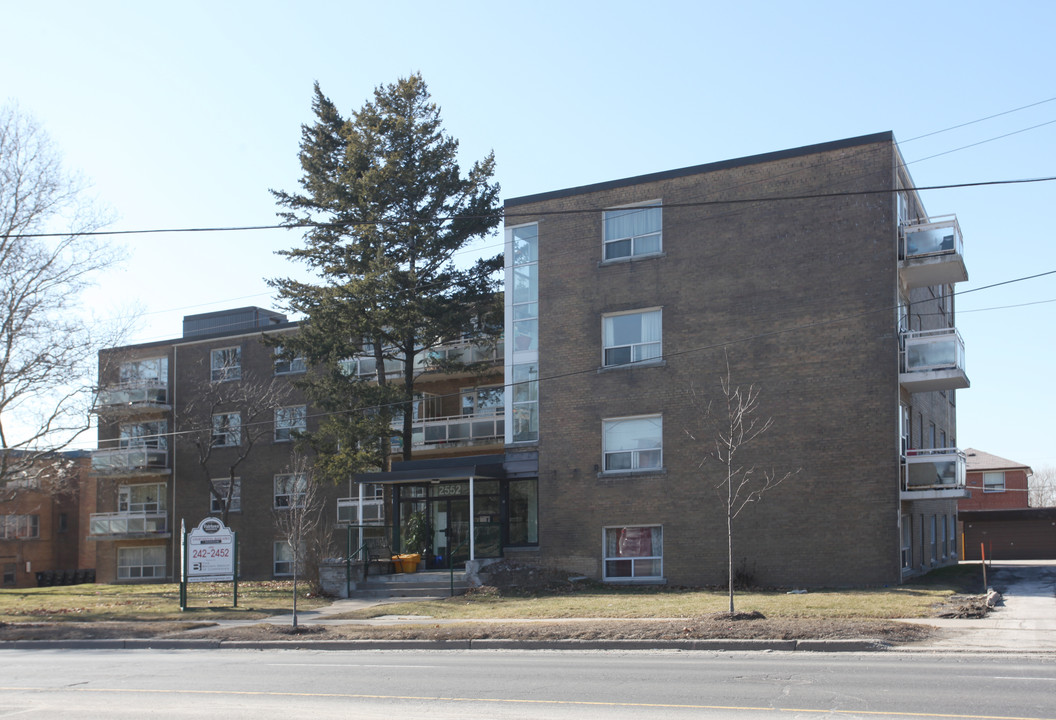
[2, 1, 1054, 466]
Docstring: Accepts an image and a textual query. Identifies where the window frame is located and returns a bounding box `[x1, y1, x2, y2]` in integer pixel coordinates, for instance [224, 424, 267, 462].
[210, 346, 242, 383]
[603, 525, 663, 581]
[274, 347, 307, 375]
[602, 414, 663, 473]
[273, 540, 302, 577]
[118, 483, 167, 514]
[210, 477, 242, 514]
[602, 201, 662, 262]
[602, 308, 662, 368]
[0, 514, 39, 540]
[982, 471, 1006, 493]
[274, 473, 307, 509]
[117, 546, 166, 580]
[211, 412, 242, 447]
[274, 405, 307, 443]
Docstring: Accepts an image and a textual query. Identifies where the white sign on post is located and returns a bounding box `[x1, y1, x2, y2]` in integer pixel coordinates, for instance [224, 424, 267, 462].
[186, 517, 235, 582]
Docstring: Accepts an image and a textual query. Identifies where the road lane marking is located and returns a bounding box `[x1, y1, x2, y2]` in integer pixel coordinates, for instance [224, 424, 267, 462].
[0, 686, 1052, 719]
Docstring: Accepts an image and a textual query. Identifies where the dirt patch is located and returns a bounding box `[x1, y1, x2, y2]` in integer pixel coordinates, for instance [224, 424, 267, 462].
[0, 616, 936, 644]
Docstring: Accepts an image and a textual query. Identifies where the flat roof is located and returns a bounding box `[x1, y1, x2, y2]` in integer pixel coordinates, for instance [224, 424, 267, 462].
[504, 131, 894, 208]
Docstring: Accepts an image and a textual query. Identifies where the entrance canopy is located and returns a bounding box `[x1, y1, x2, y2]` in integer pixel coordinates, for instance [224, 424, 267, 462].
[353, 454, 506, 485]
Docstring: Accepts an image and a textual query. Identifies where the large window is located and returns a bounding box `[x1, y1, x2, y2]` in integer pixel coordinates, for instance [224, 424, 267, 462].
[0, 514, 39, 539]
[983, 471, 1006, 493]
[274, 541, 303, 576]
[603, 204, 661, 261]
[210, 347, 241, 382]
[210, 478, 241, 514]
[120, 420, 167, 449]
[212, 412, 241, 447]
[462, 386, 504, 416]
[603, 415, 662, 472]
[603, 309, 661, 367]
[511, 224, 539, 353]
[274, 473, 307, 509]
[120, 357, 167, 384]
[119, 483, 167, 514]
[508, 479, 538, 545]
[604, 525, 662, 580]
[511, 363, 539, 443]
[274, 405, 306, 442]
[118, 546, 166, 580]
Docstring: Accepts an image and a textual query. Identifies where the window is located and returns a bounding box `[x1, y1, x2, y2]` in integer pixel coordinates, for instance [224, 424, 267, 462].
[274, 405, 306, 442]
[901, 515, 912, 570]
[211, 478, 241, 513]
[604, 525, 662, 580]
[2, 564, 15, 586]
[508, 479, 539, 545]
[120, 357, 167, 384]
[274, 347, 306, 375]
[210, 347, 241, 382]
[602, 415, 662, 472]
[118, 483, 167, 514]
[461, 386, 504, 416]
[603, 309, 661, 367]
[274, 473, 307, 509]
[274, 541, 296, 576]
[510, 224, 539, 354]
[0, 514, 39, 539]
[212, 412, 241, 447]
[940, 514, 948, 558]
[58, 513, 69, 533]
[983, 471, 1006, 493]
[928, 423, 936, 449]
[603, 203, 661, 261]
[930, 515, 938, 562]
[120, 420, 167, 449]
[118, 546, 165, 580]
[511, 363, 539, 443]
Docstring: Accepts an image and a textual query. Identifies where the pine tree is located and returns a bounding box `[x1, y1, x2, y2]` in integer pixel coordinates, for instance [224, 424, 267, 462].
[270, 75, 502, 476]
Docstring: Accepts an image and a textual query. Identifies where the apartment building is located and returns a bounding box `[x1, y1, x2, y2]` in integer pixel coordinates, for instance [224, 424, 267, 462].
[500, 131, 969, 586]
[90, 307, 506, 582]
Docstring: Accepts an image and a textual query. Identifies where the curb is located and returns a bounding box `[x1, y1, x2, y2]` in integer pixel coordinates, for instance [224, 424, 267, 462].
[0, 638, 889, 652]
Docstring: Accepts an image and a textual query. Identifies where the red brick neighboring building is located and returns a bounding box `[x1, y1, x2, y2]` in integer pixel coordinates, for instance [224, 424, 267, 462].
[0, 452, 92, 588]
[961, 448, 1032, 511]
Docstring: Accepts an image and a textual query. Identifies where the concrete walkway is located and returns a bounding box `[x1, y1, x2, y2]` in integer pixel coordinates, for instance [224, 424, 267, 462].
[899, 560, 1056, 653]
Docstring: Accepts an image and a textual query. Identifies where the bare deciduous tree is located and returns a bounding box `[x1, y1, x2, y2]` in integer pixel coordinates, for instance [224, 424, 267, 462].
[0, 103, 125, 486]
[177, 366, 293, 525]
[686, 350, 798, 613]
[272, 455, 326, 629]
[1029, 465, 1056, 508]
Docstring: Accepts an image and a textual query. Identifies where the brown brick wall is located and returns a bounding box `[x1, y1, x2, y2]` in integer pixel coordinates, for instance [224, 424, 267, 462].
[515, 138, 928, 587]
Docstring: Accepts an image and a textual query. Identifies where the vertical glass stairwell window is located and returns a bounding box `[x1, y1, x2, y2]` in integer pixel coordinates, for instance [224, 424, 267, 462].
[511, 224, 538, 354]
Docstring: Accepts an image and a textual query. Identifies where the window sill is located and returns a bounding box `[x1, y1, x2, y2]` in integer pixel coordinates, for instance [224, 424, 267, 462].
[598, 251, 666, 268]
[603, 577, 667, 585]
[597, 360, 665, 374]
[596, 468, 667, 481]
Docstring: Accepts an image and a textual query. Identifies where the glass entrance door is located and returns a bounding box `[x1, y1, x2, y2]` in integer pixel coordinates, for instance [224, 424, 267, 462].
[429, 498, 470, 569]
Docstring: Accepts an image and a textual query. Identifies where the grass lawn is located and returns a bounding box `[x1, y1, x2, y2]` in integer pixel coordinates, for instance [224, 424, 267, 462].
[335, 564, 984, 621]
[0, 564, 983, 625]
[0, 581, 329, 623]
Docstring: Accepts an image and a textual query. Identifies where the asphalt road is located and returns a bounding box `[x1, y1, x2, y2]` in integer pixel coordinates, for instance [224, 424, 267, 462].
[1, 649, 1054, 719]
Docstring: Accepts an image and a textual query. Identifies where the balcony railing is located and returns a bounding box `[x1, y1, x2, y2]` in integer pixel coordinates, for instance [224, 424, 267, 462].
[341, 339, 503, 379]
[900, 328, 969, 393]
[391, 413, 505, 452]
[91, 447, 169, 475]
[899, 215, 967, 288]
[903, 448, 966, 496]
[95, 381, 170, 414]
[89, 511, 168, 536]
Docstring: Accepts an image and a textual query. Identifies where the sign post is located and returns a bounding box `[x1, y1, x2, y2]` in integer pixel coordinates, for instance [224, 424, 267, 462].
[180, 517, 238, 609]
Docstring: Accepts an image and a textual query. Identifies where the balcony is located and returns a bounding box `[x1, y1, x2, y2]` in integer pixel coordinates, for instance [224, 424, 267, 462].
[900, 328, 969, 393]
[88, 512, 169, 538]
[91, 447, 169, 476]
[902, 448, 967, 499]
[899, 215, 967, 289]
[95, 381, 170, 415]
[391, 414, 505, 452]
[341, 339, 503, 380]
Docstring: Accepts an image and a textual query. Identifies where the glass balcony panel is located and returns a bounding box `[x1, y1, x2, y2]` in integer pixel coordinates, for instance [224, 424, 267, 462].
[903, 449, 966, 494]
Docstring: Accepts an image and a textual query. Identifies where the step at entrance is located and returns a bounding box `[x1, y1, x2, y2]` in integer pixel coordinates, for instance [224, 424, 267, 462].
[354, 569, 471, 599]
